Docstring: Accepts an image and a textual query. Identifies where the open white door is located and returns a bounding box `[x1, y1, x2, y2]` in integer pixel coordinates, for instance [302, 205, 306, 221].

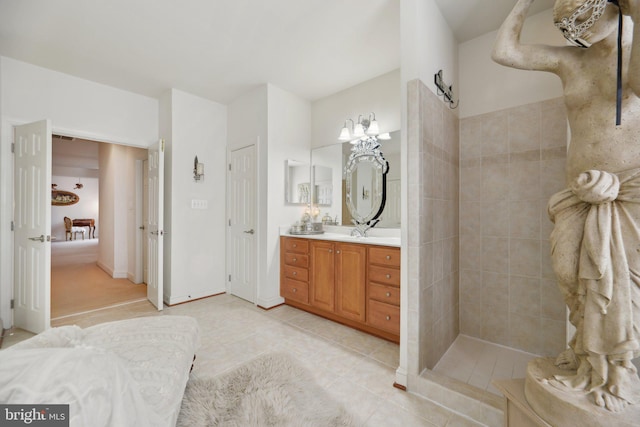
[227, 145, 257, 303]
[147, 139, 164, 310]
[13, 120, 52, 334]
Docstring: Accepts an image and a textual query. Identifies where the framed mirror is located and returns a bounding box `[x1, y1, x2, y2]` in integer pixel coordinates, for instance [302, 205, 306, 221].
[285, 159, 310, 204]
[310, 130, 400, 229]
[345, 137, 388, 236]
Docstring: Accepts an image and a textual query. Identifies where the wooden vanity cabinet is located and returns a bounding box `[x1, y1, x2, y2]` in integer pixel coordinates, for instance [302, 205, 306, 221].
[366, 246, 401, 336]
[280, 236, 400, 343]
[280, 237, 310, 305]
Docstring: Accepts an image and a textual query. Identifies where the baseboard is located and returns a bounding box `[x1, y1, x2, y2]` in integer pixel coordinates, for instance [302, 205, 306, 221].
[165, 290, 225, 306]
[256, 295, 284, 309]
[97, 261, 127, 279]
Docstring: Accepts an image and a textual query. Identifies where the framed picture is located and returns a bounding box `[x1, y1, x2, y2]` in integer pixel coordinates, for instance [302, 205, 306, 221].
[52, 190, 80, 206]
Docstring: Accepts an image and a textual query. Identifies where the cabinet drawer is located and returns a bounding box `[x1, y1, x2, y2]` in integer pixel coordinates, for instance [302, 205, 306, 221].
[283, 265, 309, 282]
[284, 238, 309, 254]
[368, 264, 400, 287]
[282, 278, 309, 304]
[368, 282, 400, 306]
[284, 253, 309, 268]
[369, 246, 400, 267]
[367, 299, 400, 335]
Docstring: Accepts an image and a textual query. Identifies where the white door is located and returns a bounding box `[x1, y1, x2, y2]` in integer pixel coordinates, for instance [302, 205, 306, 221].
[13, 120, 52, 334]
[147, 139, 164, 310]
[142, 159, 149, 284]
[227, 145, 257, 303]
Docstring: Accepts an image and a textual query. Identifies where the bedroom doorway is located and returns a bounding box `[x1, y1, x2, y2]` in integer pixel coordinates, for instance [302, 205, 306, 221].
[49, 135, 149, 319]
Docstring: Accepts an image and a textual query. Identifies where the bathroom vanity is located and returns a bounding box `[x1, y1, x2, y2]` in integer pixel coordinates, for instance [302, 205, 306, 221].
[280, 234, 400, 343]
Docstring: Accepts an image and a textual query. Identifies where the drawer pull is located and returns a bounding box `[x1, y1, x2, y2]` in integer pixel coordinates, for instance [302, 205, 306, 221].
[293, 244, 297, 248]
[336, 250, 340, 254]
[386, 255, 391, 260]
[293, 258, 297, 262]
[386, 292, 391, 297]
[293, 271, 297, 276]
[386, 315, 391, 321]
[293, 288, 297, 293]
[386, 274, 391, 279]
[329, 249, 333, 253]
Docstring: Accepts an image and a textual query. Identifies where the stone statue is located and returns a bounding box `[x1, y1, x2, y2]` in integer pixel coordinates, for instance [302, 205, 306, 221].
[492, 0, 640, 416]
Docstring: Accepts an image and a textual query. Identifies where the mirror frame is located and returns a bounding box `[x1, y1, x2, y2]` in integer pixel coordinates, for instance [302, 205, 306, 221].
[344, 136, 388, 236]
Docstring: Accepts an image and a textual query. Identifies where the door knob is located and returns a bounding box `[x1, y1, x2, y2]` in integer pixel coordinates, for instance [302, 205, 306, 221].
[244, 229, 255, 234]
[139, 226, 145, 230]
[28, 235, 46, 242]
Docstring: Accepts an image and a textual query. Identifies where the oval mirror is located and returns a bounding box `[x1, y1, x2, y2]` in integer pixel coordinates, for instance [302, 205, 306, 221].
[344, 137, 388, 236]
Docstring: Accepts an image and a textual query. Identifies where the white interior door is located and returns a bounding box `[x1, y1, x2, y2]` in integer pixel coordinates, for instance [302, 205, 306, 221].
[142, 159, 149, 285]
[13, 120, 52, 334]
[147, 139, 164, 310]
[227, 145, 256, 303]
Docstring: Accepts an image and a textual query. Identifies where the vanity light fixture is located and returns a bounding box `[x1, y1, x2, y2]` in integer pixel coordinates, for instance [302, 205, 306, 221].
[338, 113, 380, 142]
[194, 156, 204, 182]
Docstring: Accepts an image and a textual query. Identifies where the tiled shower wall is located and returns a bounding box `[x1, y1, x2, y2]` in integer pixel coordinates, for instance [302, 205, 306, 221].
[459, 98, 568, 356]
[407, 79, 459, 373]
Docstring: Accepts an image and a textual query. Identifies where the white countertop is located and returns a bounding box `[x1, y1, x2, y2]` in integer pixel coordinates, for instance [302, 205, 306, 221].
[280, 226, 401, 248]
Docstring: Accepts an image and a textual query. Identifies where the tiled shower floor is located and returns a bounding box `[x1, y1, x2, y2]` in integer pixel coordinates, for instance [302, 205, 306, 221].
[433, 335, 538, 395]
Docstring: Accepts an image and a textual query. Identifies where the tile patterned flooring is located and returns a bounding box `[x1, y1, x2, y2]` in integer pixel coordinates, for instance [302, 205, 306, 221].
[433, 335, 537, 396]
[2, 294, 495, 426]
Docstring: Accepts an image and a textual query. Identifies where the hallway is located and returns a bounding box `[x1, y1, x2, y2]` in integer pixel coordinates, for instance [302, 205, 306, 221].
[52, 239, 147, 319]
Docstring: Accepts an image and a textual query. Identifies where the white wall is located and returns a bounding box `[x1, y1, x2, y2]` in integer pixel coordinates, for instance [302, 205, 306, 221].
[0, 56, 159, 328]
[459, 9, 564, 118]
[163, 89, 228, 305]
[227, 86, 268, 304]
[311, 69, 401, 149]
[263, 84, 311, 307]
[51, 176, 99, 241]
[402, 0, 458, 103]
[227, 84, 310, 308]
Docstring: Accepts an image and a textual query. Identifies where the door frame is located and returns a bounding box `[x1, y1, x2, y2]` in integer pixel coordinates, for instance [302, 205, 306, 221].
[0, 118, 152, 329]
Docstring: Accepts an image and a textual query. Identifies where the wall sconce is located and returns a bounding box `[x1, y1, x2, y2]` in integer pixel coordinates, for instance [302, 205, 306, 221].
[194, 156, 204, 182]
[338, 112, 380, 142]
[434, 70, 459, 109]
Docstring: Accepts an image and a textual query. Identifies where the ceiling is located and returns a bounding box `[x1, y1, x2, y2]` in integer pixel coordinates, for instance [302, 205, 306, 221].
[0, 0, 554, 105]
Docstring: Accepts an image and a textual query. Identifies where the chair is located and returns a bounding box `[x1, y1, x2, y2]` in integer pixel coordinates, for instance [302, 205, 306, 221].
[64, 216, 85, 241]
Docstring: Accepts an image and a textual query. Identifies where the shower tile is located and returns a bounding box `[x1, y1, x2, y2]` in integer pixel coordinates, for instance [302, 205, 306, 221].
[481, 110, 508, 156]
[509, 276, 541, 318]
[460, 117, 482, 160]
[540, 278, 566, 321]
[481, 164, 510, 201]
[481, 306, 509, 346]
[482, 271, 509, 310]
[508, 160, 540, 201]
[509, 238, 541, 277]
[540, 241, 556, 280]
[460, 166, 482, 202]
[481, 200, 509, 238]
[460, 234, 481, 271]
[460, 299, 482, 337]
[509, 312, 541, 354]
[540, 317, 567, 357]
[509, 200, 540, 239]
[481, 237, 509, 274]
[508, 103, 540, 153]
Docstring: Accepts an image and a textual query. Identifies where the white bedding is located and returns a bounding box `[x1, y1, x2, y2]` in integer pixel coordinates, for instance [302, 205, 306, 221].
[1, 315, 199, 427]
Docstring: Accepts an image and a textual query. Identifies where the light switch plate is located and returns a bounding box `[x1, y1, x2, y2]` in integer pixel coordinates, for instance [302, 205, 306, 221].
[191, 199, 208, 209]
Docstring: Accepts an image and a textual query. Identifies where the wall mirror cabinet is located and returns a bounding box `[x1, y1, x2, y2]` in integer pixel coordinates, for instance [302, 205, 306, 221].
[285, 159, 311, 204]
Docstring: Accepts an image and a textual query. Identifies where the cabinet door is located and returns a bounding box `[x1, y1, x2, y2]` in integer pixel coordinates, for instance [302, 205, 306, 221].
[336, 243, 366, 322]
[310, 240, 335, 312]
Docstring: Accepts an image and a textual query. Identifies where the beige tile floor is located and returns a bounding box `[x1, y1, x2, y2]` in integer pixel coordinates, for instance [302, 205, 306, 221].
[433, 335, 537, 396]
[1, 294, 489, 426]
